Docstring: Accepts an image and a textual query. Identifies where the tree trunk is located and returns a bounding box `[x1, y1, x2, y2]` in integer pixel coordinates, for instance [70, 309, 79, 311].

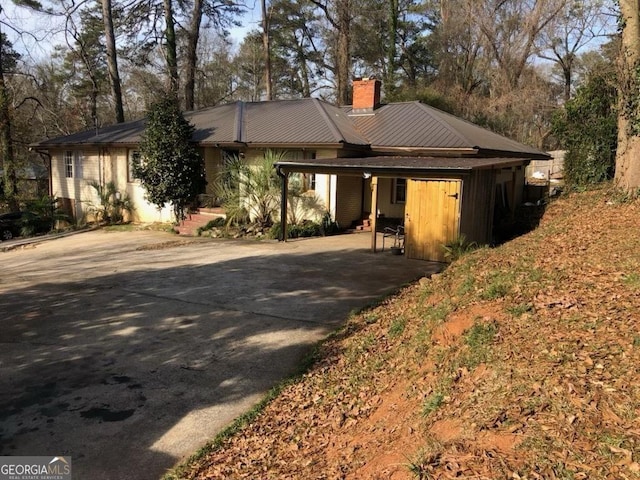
[336, 0, 350, 105]
[385, 0, 398, 96]
[616, 0, 640, 192]
[0, 18, 18, 211]
[262, 0, 273, 100]
[164, 0, 179, 94]
[101, 0, 125, 123]
[185, 0, 203, 110]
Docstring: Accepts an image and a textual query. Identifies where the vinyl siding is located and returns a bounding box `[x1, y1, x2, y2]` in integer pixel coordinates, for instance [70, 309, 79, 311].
[335, 175, 363, 228]
[460, 170, 495, 244]
[51, 147, 173, 223]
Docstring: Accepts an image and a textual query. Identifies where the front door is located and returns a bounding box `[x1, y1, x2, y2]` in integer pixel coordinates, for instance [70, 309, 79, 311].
[404, 179, 462, 262]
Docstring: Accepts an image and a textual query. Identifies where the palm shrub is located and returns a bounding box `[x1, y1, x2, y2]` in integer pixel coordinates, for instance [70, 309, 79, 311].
[20, 195, 67, 235]
[87, 180, 134, 224]
[216, 150, 283, 228]
[286, 173, 324, 225]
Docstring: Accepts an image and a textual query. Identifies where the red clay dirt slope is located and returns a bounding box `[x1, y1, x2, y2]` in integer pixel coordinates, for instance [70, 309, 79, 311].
[170, 187, 640, 480]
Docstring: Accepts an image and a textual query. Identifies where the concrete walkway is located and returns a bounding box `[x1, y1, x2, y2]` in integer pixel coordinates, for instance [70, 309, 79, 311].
[0, 230, 440, 479]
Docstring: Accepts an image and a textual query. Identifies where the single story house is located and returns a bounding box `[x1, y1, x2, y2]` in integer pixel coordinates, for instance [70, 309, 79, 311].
[32, 78, 549, 261]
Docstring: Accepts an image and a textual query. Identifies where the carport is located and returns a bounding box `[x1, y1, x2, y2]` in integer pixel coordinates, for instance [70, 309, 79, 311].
[275, 156, 531, 262]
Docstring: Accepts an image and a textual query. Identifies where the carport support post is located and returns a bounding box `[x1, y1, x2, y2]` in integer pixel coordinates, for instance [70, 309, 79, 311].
[370, 176, 379, 252]
[277, 167, 288, 241]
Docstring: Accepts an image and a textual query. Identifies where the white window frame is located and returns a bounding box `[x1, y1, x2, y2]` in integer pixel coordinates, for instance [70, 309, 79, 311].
[64, 151, 73, 178]
[64, 150, 84, 178]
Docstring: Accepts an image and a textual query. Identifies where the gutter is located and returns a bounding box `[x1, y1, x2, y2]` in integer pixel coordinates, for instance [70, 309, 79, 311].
[370, 147, 479, 156]
[274, 161, 474, 178]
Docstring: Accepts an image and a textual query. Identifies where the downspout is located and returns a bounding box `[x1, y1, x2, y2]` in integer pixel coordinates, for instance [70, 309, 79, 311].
[276, 165, 288, 241]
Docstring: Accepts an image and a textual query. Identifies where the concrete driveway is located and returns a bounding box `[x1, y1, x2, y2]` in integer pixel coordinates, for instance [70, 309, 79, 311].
[0, 230, 439, 479]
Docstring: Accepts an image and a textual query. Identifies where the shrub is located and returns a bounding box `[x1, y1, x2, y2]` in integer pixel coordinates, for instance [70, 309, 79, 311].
[269, 220, 323, 239]
[442, 234, 478, 262]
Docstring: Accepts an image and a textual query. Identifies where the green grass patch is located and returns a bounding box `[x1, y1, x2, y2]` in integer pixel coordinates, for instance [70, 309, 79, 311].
[622, 272, 640, 289]
[460, 320, 498, 369]
[388, 317, 407, 338]
[421, 391, 444, 417]
[480, 278, 510, 300]
[506, 303, 532, 317]
[406, 447, 442, 479]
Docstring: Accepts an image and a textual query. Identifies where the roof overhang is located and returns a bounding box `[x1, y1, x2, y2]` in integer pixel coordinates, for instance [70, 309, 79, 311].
[275, 156, 531, 177]
[369, 147, 479, 156]
[31, 141, 371, 152]
[198, 141, 369, 150]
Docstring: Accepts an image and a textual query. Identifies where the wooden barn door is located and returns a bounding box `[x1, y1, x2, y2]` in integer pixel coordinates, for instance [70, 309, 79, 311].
[404, 179, 462, 262]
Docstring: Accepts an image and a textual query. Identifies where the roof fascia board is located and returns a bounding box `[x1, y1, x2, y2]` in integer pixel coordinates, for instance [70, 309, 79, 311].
[32, 142, 139, 150]
[371, 147, 479, 155]
[275, 162, 473, 177]
[478, 149, 550, 160]
[228, 142, 369, 150]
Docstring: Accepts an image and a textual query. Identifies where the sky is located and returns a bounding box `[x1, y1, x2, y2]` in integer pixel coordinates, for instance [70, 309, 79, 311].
[4, 0, 260, 62]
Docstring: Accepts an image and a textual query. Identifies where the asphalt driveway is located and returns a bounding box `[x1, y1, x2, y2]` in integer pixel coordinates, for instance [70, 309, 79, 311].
[0, 230, 439, 479]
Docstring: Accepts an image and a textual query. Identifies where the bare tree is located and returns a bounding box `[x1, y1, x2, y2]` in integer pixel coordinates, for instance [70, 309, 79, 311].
[538, 0, 613, 101]
[101, 0, 124, 122]
[311, 0, 351, 105]
[184, 0, 241, 110]
[261, 0, 272, 99]
[1, 0, 42, 210]
[163, 0, 178, 93]
[430, 0, 487, 95]
[476, 0, 565, 91]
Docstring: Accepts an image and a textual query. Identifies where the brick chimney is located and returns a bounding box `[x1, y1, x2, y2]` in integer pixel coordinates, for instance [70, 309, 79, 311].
[352, 77, 381, 112]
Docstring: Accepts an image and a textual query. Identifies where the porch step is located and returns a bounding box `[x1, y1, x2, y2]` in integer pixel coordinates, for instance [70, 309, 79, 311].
[175, 210, 226, 236]
[353, 217, 372, 232]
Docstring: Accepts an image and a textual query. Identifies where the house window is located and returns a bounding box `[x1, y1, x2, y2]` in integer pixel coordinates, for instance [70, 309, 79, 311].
[74, 151, 84, 179]
[392, 178, 407, 204]
[304, 173, 316, 191]
[285, 150, 315, 191]
[128, 149, 141, 182]
[64, 150, 84, 178]
[64, 151, 73, 178]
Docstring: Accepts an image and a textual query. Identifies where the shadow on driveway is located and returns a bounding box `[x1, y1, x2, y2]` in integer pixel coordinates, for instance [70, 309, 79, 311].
[0, 233, 439, 479]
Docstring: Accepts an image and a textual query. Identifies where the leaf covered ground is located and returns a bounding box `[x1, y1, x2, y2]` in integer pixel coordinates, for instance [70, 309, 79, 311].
[169, 187, 640, 480]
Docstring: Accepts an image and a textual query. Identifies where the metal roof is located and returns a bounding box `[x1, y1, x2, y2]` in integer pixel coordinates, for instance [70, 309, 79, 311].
[275, 155, 530, 176]
[347, 101, 546, 157]
[32, 98, 549, 160]
[34, 118, 147, 148]
[33, 99, 370, 149]
[240, 99, 369, 145]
